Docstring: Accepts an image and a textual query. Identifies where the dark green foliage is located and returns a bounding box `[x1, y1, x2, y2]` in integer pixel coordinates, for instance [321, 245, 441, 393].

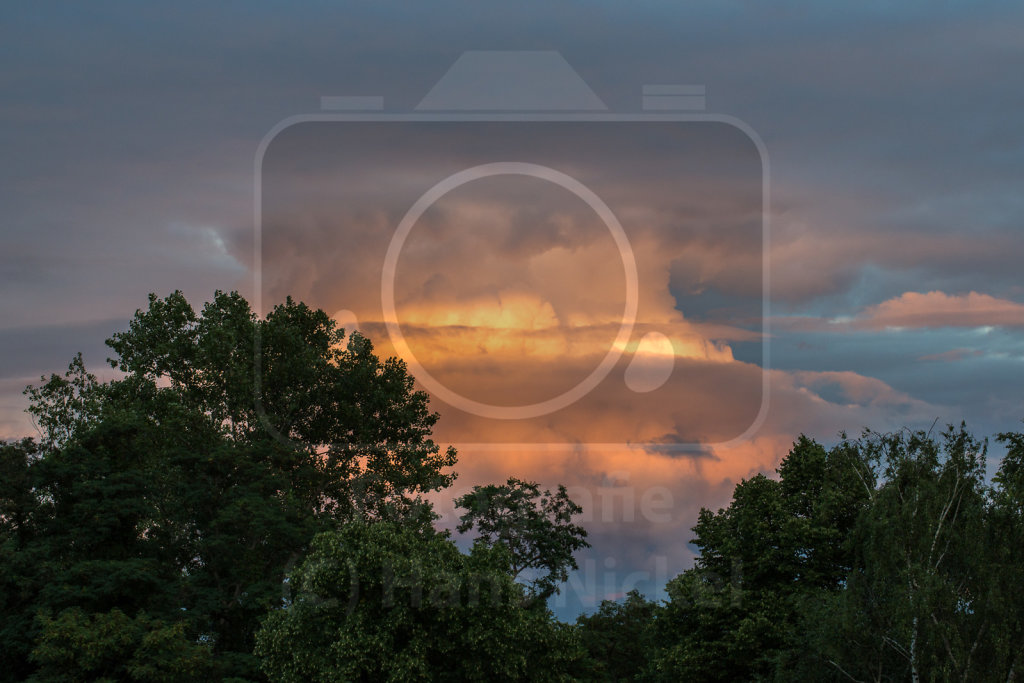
[455, 477, 590, 602]
[23, 354, 102, 453]
[575, 590, 660, 681]
[29, 608, 213, 682]
[646, 424, 1024, 682]
[649, 435, 872, 682]
[102, 291, 457, 519]
[255, 520, 582, 682]
[796, 425, 994, 681]
[0, 438, 45, 680]
[33, 417, 181, 617]
[986, 431, 1024, 678]
[2, 291, 459, 681]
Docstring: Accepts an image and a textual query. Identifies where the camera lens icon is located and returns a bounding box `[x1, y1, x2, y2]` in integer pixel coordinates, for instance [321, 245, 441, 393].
[382, 162, 642, 420]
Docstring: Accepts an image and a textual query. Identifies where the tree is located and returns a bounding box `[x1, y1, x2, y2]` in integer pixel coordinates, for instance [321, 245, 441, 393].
[3, 290, 459, 680]
[650, 435, 871, 681]
[644, 424, 1024, 682]
[0, 438, 45, 681]
[455, 477, 590, 602]
[255, 520, 581, 682]
[29, 608, 213, 682]
[652, 474, 786, 681]
[102, 291, 456, 520]
[575, 589, 660, 682]
[800, 425, 991, 682]
[986, 430, 1024, 680]
[24, 354, 102, 453]
[13, 289, 1021, 681]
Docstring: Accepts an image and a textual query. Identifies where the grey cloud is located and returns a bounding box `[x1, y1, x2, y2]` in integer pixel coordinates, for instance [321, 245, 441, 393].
[0, 319, 126, 380]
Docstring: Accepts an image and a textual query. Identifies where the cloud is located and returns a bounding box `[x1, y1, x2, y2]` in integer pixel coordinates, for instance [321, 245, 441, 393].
[421, 355, 949, 613]
[854, 291, 1024, 330]
[383, 281, 950, 605]
[917, 348, 986, 363]
[761, 210, 1024, 308]
[774, 290, 1024, 333]
[252, 116, 773, 447]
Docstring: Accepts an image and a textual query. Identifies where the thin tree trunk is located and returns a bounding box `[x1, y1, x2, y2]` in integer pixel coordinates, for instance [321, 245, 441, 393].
[911, 612, 920, 683]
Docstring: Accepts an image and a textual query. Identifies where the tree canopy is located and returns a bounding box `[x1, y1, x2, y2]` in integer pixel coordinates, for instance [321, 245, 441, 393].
[2, 290, 1022, 681]
[455, 477, 590, 602]
[640, 424, 1024, 682]
[255, 520, 582, 682]
[3, 291, 460, 680]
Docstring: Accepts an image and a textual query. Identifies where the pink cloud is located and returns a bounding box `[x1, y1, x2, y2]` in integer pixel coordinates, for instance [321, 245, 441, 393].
[854, 291, 1024, 330]
[774, 290, 1024, 332]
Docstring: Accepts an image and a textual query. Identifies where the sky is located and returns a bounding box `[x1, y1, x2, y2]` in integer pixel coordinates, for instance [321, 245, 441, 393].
[2, 1, 1024, 619]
